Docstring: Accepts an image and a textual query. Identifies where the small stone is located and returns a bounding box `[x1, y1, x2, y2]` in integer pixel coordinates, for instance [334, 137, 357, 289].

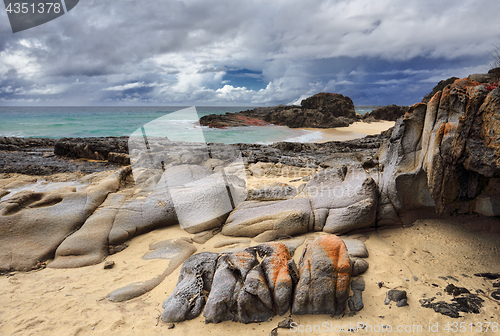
[492, 291, 500, 300]
[396, 299, 408, 307]
[277, 318, 294, 329]
[104, 261, 115, 269]
[269, 327, 278, 336]
[168, 323, 175, 329]
[413, 276, 418, 281]
[384, 289, 407, 305]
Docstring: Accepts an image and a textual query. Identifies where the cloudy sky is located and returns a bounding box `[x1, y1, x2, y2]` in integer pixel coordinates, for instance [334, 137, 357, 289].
[0, 0, 499, 106]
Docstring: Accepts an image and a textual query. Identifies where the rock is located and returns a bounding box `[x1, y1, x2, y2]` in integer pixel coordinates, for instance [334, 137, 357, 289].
[247, 184, 298, 201]
[444, 284, 470, 296]
[107, 152, 130, 165]
[351, 257, 369, 276]
[342, 238, 369, 258]
[266, 93, 356, 128]
[203, 250, 259, 323]
[161, 252, 219, 322]
[54, 136, 128, 161]
[377, 78, 500, 221]
[0, 168, 127, 271]
[348, 276, 365, 312]
[292, 235, 351, 316]
[277, 317, 294, 329]
[108, 240, 196, 303]
[422, 77, 459, 103]
[420, 294, 484, 318]
[108, 171, 178, 245]
[167, 165, 247, 234]
[49, 187, 131, 268]
[203, 242, 298, 324]
[384, 289, 407, 306]
[363, 105, 409, 121]
[199, 92, 357, 129]
[192, 230, 215, 244]
[142, 237, 194, 260]
[305, 161, 378, 233]
[104, 261, 115, 269]
[221, 197, 313, 242]
[253, 243, 297, 316]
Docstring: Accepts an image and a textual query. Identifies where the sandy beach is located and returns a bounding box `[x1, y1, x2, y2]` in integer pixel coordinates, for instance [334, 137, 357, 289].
[302, 121, 395, 143]
[0, 208, 499, 336]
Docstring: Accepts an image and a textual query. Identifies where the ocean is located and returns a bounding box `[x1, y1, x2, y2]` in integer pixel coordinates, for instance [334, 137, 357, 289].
[0, 106, 376, 144]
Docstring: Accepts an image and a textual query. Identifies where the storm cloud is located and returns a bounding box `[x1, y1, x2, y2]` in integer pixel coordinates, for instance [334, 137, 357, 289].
[0, 0, 499, 106]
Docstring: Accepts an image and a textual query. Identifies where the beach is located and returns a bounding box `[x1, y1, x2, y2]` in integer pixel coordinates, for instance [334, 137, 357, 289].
[1, 77, 500, 336]
[0, 201, 499, 336]
[302, 121, 395, 143]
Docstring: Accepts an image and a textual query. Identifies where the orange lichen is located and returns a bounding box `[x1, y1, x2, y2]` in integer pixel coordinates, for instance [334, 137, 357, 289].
[234, 115, 269, 126]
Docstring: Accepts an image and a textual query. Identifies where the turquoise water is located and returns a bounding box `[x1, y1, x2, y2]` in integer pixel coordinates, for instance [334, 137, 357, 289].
[0, 106, 375, 144]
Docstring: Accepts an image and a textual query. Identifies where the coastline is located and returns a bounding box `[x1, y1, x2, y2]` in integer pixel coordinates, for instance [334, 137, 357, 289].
[301, 120, 395, 143]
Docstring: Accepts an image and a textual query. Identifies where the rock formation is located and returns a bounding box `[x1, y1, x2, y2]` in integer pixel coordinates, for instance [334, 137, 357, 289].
[162, 236, 363, 324]
[199, 92, 358, 128]
[363, 104, 409, 121]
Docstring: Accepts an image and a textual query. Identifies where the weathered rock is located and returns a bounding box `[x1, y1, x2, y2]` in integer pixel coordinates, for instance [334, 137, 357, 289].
[203, 250, 258, 323]
[0, 168, 127, 271]
[422, 77, 459, 103]
[363, 105, 409, 121]
[253, 243, 297, 316]
[348, 276, 365, 312]
[200, 92, 357, 129]
[108, 171, 178, 245]
[266, 93, 356, 128]
[161, 252, 218, 322]
[247, 184, 298, 201]
[342, 238, 369, 258]
[167, 165, 247, 234]
[351, 257, 369, 276]
[384, 289, 407, 306]
[49, 189, 131, 268]
[292, 235, 351, 315]
[221, 197, 313, 242]
[54, 136, 128, 161]
[305, 161, 378, 233]
[108, 240, 196, 303]
[377, 78, 500, 221]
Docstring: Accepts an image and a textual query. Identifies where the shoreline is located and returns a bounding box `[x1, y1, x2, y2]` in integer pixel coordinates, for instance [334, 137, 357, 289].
[300, 120, 395, 143]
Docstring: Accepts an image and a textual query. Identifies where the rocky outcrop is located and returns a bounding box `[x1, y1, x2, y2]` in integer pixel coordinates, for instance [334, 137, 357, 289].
[376, 76, 500, 223]
[162, 236, 363, 324]
[0, 168, 128, 271]
[292, 235, 351, 315]
[265, 93, 357, 128]
[363, 104, 409, 121]
[54, 136, 128, 161]
[199, 92, 357, 129]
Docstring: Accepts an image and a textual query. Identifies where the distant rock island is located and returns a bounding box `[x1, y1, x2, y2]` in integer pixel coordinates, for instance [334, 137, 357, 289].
[199, 92, 359, 128]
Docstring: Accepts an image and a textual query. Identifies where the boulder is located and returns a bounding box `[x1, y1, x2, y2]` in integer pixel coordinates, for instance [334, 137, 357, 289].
[377, 78, 500, 220]
[363, 104, 409, 121]
[161, 252, 219, 322]
[292, 235, 351, 315]
[305, 162, 378, 233]
[0, 168, 128, 271]
[221, 197, 313, 242]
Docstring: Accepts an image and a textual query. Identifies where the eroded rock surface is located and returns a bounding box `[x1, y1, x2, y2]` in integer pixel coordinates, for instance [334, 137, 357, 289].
[162, 236, 362, 324]
[292, 235, 351, 316]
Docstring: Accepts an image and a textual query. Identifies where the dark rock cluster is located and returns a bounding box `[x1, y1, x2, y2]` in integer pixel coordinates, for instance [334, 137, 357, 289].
[162, 235, 358, 324]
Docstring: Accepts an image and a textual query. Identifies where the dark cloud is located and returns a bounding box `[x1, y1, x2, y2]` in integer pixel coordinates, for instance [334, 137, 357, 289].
[0, 0, 499, 106]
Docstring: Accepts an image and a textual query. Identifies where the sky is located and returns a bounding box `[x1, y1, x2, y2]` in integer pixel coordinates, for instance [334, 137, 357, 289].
[0, 0, 499, 107]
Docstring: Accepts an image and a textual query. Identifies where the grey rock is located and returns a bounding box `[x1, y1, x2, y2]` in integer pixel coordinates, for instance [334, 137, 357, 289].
[292, 235, 351, 315]
[221, 197, 313, 242]
[348, 276, 365, 312]
[161, 252, 218, 323]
